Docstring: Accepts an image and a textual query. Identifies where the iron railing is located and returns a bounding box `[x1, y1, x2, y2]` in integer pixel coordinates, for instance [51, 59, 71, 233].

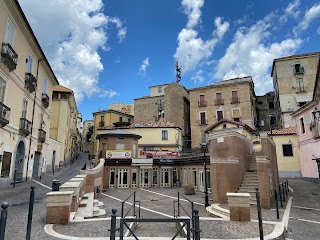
[99, 121, 105, 127]
[19, 118, 31, 136]
[214, 99, 224, 105]
[198, 101, 207, 107]
[38, 129, 46, 143]
[41, 93, 49, 108]
[121, 191, 141, 219]
[1, 42, 18, 72]
[0, 102, 10, 127]
[231, 97, 240, 104]
[25, 73, 37, 93]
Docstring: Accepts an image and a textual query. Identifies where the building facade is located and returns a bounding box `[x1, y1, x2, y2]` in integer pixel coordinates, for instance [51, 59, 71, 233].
[189, 77, 257, 148]
[108, 103, 134, 115]
[134, 82, 191, 150]
[0, 0, 59, 185]
[272, 52, 319, 128]
[256, 92, 278, 131]
[82, 120, 93, 153]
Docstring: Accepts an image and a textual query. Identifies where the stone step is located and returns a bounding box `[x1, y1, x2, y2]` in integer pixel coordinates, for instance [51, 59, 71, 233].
[206, 204, 229, 219]
[245, 172, 258, 175]
[92, 209, 106, 218]
[93, 206, 100, 214]
[241, 183, 259, 187]
[238, 189, 256, 193]
[94, 201, 104, 207]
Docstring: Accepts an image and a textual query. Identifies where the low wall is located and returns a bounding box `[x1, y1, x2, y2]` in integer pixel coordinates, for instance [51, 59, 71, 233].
[80, 158, 105, 194]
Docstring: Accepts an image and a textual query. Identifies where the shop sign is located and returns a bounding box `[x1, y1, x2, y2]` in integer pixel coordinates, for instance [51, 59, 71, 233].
[140, 150, 179, 157]
[106, 150, 131, 159]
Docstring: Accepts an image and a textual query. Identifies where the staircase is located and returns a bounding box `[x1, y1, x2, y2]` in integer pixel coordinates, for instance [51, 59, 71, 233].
[73, 192, 106, 220]
[237, 157, 259, 204]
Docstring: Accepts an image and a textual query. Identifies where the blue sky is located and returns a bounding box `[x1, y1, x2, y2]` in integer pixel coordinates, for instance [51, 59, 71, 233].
[18, 0, 320, 121]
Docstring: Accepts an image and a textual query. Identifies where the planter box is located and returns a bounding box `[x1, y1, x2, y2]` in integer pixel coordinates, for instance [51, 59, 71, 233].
[184, 187, 195, 195]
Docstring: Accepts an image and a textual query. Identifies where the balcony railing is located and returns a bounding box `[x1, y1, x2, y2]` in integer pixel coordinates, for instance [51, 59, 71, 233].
[41, 93, 50, 108]
[99, 121, 105, 127]
[0, 102, 10, 127]
[231, 97, 240, 104]
[25, 73, 37, 93]
[198, 101, 207, 107]
[38, 129, 46, 143]
[215, 99, 224, 105]
[19, 118, 31, 136]
[198, 119, 208, 125]
[295, 86, 307, 93]
[1, 42, 18, 72]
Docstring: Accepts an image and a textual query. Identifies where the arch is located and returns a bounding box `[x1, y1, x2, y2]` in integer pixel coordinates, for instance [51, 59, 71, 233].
[14, 140, 26, 181]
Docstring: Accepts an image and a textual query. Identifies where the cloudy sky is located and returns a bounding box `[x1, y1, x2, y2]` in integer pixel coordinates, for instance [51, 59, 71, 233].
[18, 0, 320, 121]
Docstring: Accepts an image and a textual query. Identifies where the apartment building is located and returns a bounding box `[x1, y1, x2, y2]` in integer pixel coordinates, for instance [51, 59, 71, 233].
[272, 52, 319, 128]
[256, 92, 278, 131]
[91, 109, 134, 157]
[134, 82, 191, 150]
[188, 77, 257, 148]
[0, 0, 59, 185]
[82, 120, 93, 153]
[50, 85, 79, 165]
[108, 103, 134, 115]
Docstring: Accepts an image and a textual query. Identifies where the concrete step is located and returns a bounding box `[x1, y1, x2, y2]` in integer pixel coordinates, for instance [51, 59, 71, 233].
[92, 209, 106, 218]
[93, 206, 100, 214]
[245, 172, 258, 175]
[238, 189, 256, 193]
[240, 183, 259, 187]
[242, 179, 259, 182]
[206, 204, 229, 219]
[94, 201, 104, 207]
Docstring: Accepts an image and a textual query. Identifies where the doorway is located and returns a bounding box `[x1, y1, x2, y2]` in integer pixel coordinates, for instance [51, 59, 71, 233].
[14, 141, 25, 181]
[118, 169, 128, 188]
[161, 168, 170, 187]
[32, 152, 41, 177]
[0, 152, 12, 178]
[199, 170, 204, 192]
[140, 169, 149, 187]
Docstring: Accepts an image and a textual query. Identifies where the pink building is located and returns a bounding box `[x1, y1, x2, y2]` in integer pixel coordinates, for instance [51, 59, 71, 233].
[292, 58, 320, 181]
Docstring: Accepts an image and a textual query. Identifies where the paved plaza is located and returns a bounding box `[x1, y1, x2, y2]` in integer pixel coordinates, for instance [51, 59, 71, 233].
[0, 153, 320, 239]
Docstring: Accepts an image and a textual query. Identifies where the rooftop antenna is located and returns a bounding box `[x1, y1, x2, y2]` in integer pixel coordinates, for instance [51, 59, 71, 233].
[175, 61, 181, 83]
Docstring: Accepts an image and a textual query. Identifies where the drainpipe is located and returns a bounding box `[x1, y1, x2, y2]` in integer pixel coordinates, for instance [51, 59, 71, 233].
[25, 59, 44, 181]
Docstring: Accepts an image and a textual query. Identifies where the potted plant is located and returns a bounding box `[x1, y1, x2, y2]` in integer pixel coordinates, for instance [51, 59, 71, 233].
[183, 183, 195, 195]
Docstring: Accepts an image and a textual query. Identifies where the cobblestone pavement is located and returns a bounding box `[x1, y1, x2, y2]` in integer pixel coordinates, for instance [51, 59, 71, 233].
[1, 163, 320, 239]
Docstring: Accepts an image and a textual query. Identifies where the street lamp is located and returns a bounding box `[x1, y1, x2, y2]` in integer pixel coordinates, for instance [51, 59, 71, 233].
[201, 142, 209, 207]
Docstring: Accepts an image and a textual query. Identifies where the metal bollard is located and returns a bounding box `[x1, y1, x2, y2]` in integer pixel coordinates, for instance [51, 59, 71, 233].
[279, 185, 283, 208]
[256, 189, 264, 240]
[282, 183, 286, 203]
[13, 169, 17, 189]
[26, 186, 35, 240]
[285, 180, 288, 196]
[274, 189, 279, 219]
[177, 192, 180, 217]
[0, 202, 9, 240]
[194, 209, 201, 240]
[110, 209, 117, 240]
[286, 179, 289, 193]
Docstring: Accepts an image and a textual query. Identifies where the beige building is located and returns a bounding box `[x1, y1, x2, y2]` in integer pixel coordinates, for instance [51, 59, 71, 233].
[0, 0, 59, 185]
[272, 52, 319, 128]
[82, 120, 93, 153]
[91, 109, 134, 156]
[270, 127, 301, 177]
[134, 82, 191, 150]
[189, 76, 257, 148]
[50, 85, 79, 165]
[108, 103, 134, 115]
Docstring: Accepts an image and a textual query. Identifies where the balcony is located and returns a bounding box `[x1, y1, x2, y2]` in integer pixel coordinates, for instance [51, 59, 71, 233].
[19, 118, 31, 136]
[38, 129, 46, 143]
[0, 102, 10, 127]
[99, 121, 105, 127]
[198, 101, 207, 107]
[231, 97, 240, 104]
[198, 119, 208, 126]
[25, 73, 37, 93]
[295, 86, 307, 93]
[41, 93, 50, 108]
[1, 43, 18, 72]
[215, 99, 224, 105]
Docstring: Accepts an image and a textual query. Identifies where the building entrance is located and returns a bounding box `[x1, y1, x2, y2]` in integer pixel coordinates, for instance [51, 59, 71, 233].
[14, 141, 25, 181]
[161, 168, 170, 187]
[118, 169, 128, 188]
[140, 169, 149, 187]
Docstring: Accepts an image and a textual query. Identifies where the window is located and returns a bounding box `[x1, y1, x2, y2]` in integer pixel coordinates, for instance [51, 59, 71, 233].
[201, 131, 206, 143]
[294, 63, 304, 74]
[260, 120, 265, 126]
[300, 117, 305, 134]
[268, 102, 274, 109]
[215, 92, 223, 105]
[216, 110, 223, 121]
[27, 54, 33, 73]
[119, 117, 123, 122]
[270, 116, 276, 126]
[158, 87, 162, 93]
[162, 130, 168, 140]
[43, 79, 47, 93]
[282, 144, 293, 156]
[296, 78, 305, 92]
[232, 108, 240, 122]
[200, 112, 206, 125]
[116, 143, 125, 150]
[199, 94, 206, 107]
[231, 90, 239, 103]
[21, 99, 28, 118]
[258, 101, 263, 104]
[4, 19, 14, 44]
[0, 77, 7, 103]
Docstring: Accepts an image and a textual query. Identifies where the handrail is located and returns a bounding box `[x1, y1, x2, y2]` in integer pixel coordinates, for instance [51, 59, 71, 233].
[121, 191, 140, 219]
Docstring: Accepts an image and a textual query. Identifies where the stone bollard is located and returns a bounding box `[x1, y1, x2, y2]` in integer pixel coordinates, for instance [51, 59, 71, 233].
[227, 192, 251, 221]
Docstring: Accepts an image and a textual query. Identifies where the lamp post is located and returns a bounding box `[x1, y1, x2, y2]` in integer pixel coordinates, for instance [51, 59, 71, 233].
[201, 143, 209, 207]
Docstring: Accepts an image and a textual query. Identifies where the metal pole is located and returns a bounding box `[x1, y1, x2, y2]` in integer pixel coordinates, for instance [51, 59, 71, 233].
[285, 180, 288, 197]
[13, 169, 17, 188]
[26, 59, 44, 181]
[256, 189, 264, 240]
[186, 220, 191, 240]
[121, 202, 124, 219]
[193, 209, 200, 240]
[110, 209, 117, 240]
[203, 146, 209, 207]
[52, 163, 54, 176]
[133, 192, 136, 217]
[274, 190, 279, 219]
[26, 186, 35, 240]
[0, 202, 9, 240]
[177, 192, 180, 217]
[282, 183, 286, 203]
[191, 202, 194, 240]
[119, 219, 124, 240]
[286, 179, 289, 194]
[278, 185, 283, 208]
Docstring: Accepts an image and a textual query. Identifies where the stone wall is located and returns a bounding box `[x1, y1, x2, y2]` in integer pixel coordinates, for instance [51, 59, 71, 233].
[80, 158, 105, 194]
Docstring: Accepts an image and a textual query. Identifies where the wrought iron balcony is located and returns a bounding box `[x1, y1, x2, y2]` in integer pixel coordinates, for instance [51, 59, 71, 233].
[99, 121, 105, 127]
[231, 97, 240, 104]
[0, 102, 10, 127]
[19, 118, 31, 136]
[25, 73, 37, 93]
[41, 93, 49, 108]
[214, 99, 224, 105]
[38, 129, 46, 143]
[198, 101, 207, 107]
[1, 42, 18, 72]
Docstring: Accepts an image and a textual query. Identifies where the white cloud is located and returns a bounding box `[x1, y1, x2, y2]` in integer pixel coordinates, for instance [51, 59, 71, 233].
[139, 58, 150, 76]
[191, 70, 204, 83]
[215, 16, 302, 95]
[175, 1, 229, 74]
[294, 3, 320, 35]
[98, 89, 119, 98]
[182, 0, 204, 29]
[282, 0, 300, 21]
[18, 0, 126, 103]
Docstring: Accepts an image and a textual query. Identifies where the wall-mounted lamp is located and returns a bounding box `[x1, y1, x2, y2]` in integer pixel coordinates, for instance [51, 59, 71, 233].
[41, 121, 46, 129]
[312, 108, 320, 122]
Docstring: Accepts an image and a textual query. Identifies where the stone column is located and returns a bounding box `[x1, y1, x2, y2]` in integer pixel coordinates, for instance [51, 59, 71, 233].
[46, 191, 73, 225]
[256, 155, 271, 209]
[227, 192, 251, 221]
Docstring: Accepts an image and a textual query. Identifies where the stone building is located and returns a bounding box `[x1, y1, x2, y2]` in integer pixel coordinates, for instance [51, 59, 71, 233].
[272, 52, 320, 128]
[81, 120, 93, 153]
[0, 0, 59, 185]
[134, 82, 191, 150]
[188, 76, 257, 148]
[108, 103, 134, 115]
[256, 92, 278, 131]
